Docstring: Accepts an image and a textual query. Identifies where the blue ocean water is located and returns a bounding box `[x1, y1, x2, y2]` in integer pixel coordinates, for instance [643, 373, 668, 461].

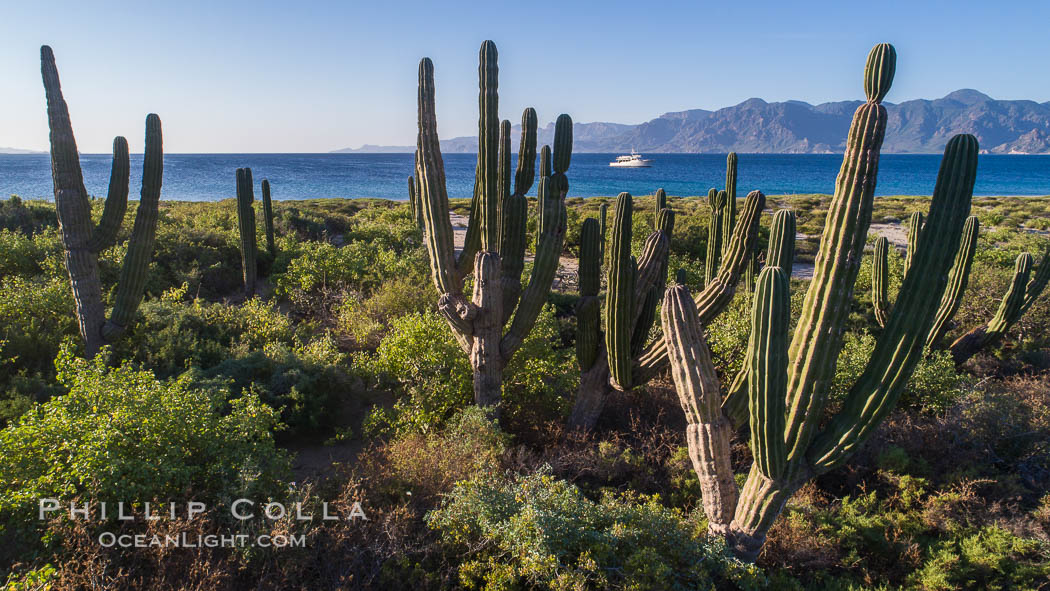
[2, 153, 1050, 201]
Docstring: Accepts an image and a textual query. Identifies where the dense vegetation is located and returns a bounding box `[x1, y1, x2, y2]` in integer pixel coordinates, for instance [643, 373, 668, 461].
[1, 187, 1048, 589]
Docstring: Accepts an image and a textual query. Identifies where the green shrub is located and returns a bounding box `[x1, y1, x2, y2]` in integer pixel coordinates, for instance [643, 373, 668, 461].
[273, 240, 428, 312]
[830, 332, 969, 412]
[427, 469, 767, 590]
[0, 343, 289, 517]
[357, 311, 472, 434]
[359, 304, 574, 435]
[117, 295, 352, 436]
[336, 277, 435, 347]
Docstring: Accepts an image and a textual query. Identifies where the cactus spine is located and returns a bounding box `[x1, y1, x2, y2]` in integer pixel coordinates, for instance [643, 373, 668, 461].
[661, 45, 985, 562]
[40, 45, 164, 357]
[236, 168, 258, 297]
[261, 179, 276, 257]
[871, 236, 891, 328]
[416, 41, 571, 409]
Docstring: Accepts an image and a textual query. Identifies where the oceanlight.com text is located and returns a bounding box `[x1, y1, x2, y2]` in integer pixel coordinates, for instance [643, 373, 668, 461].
[98, 532, 306, 548]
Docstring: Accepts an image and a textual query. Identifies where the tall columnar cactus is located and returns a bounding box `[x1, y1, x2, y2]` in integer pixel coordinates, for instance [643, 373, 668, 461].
[662, 46, 983, 562]
[704, 188, 724, 287]
[569, 189, 765, 429]
[568, 191, 679, 428]
[631, 189, 766, 387]
[40, 45, 164, 358]
[722, 208, 797, 428]
[903, 211, 923, 278]
[653, 188, 667, 227]
[598, 201, 609, 261]
[236, 168, 258, 297]
[261, 179, 276, 257]
[416, 41, 572, 409]
[871, 236, 892, 328]
[950, 245, 1050, 364]
[723, 152, 738, 256]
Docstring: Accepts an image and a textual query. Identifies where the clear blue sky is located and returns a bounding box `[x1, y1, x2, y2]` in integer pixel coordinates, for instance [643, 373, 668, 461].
[2, 0, 1048, 153]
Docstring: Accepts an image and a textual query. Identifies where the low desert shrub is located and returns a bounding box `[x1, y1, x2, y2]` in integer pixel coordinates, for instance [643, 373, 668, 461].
[427, 468, 767, 590]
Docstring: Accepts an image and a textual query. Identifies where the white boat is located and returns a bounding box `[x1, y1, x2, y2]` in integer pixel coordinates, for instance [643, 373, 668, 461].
[609, 150, 652, 167]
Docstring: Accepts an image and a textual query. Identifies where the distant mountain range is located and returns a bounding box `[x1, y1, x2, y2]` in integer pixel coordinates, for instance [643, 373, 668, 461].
[333, 90, 1050, 155]
[0, 147, 45, 155]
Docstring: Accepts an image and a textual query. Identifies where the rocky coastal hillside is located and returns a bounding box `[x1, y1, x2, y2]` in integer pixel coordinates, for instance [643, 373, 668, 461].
[335, 89, 1050, 154]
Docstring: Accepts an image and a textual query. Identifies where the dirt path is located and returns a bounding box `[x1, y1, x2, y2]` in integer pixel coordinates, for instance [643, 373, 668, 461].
[450, 213, 579, 291]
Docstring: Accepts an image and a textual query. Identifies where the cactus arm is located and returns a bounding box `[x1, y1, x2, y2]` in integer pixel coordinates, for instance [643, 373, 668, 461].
[662, 283, 739, 534]
[416, 57, 462, 298]
[41, 45, 108, 356]
[501, 115, 572, 359]
[632, 190, 765, 384]
[903, 211, 923, 279]
[495, 119, 527, 323]
[630, 209, 675, 354]
[102, 114, 163, 341]
[598, 201, 608, 261]
[950, 251, 1034, 364]
[235, 167, 258, 297]
[605, 192, 636, 390]
[767, 209, 796, 277]
[926, 215, 978, 348]
[514, 108, 538, 196]
[704, 189, 724, 287]
[723, 153, 738, 256]
[88, 137, 130, 252]
[457, 178, 482, 275]
[1019, 245, 1050, 317]
[408, 173, 416, 221]
[261, 179, 276, 256]
[781, 44, 895, 466]
[748, 267, 791, 480]
[477, 40, 500, 253]
[810, 133, 978, 473]
[871, 237, 891, 328]
[721, 208, 796, 427]
[653, 188, 667, 227]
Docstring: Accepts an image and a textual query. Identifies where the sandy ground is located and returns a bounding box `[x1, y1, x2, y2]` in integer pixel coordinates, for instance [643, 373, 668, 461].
[447, 217, 914, 286]
[450, 213, 579, 291]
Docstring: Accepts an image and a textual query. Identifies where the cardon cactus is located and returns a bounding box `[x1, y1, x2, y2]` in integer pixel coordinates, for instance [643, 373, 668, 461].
[236, 168, 258, 296]
[721, 208, 796, 428]
[261, 179, 276, 257]
[40, 45, 164, 358]
[950, 245, 1050, 364]
[568, 189, 765, 430]
[415, 41, 572, 409]
[663, 45, 982, 562]
[598, 201, 609, 261]
[568, 191, 679, 429]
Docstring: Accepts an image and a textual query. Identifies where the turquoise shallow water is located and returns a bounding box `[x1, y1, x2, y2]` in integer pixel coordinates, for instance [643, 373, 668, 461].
[2, 153, 1049, 201]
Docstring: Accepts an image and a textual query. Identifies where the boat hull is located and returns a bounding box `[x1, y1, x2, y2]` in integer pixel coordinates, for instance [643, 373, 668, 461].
[609, 160, 652, 168]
